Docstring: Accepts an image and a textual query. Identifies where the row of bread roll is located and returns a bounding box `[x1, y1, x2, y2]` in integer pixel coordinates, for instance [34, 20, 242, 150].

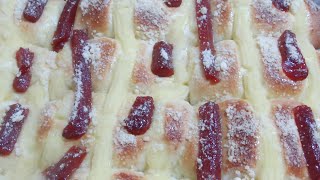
[13, 0, 114, 49]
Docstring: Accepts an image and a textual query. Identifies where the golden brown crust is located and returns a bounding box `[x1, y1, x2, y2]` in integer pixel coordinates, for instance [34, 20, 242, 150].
[163, 104, 186, 147]
[271, 100, 309, 179]
[251, 0, 292, 34]
[162, 101, 195, 151]
[134, 0, 170, 40]
[305, 0, 320, 49]
[80, 0, 113, 36]
[86, 37, 118, 91]
[219, 99, 259, 179]
[211, 0, 234, 41]
[112, 128, 146, 169]
[37, 103, 57, 142]
[132, 62, 155, 90]
[131, 42, 156, 93]
[189, 40, 243, 104]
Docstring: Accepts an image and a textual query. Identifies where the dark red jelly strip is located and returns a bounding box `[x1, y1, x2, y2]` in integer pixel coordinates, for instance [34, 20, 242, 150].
[124, 96, 155, 135]
[23, 0, 48, 23]
[195, 0, 220, 84]
[197, 101, 222, 180]
[272, 0, 290, 12]
[13, 48, 34, 93]
[278, 30, 308, 81]
[293, 105, 320, 180]
[43, 146, 87, 180]
[51, 0, 80, 52]
[151, 41, 174, 77]
[62, 30, 92, 140]
[0, 104, 29, 156]
[165, 0, 182, 7]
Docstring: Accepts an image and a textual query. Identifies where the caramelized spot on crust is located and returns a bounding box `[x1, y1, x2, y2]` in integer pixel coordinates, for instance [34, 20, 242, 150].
[80, 0, 112, 35]
[83, 37, 118, 90]
[37, 103, 57, 142]
[132, 62, 155, 88]
[271, 100, 308, 179]
[131, 42, 159, 93]
[210, 0, 233, 41]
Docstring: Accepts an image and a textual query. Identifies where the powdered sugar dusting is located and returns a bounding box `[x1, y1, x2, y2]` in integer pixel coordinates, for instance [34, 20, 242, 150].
[83, 42, 102, 64]
[128, 99, 152, 118]
[10, 109, 25, 122]
[83, 42, 104, 79]
[201, 49, 215, 70]
[135, 0, 169, 39]
[197, 3, 208, 25]
[224, 102, 259, 167]
[166, 108, 182, 122]
[83, 39, 117, 81]
[283, 33, 304, 64]
[212, 0, 229, 25]
[71, 64, 85, 120]
[252, 0, 287, 25]
[0, 104, 28, 155]
[160, 48, 169, 61]
[200, 45, 234, 80]
[164, 106, 184, 143]
[80, 0, 110, 15]
[214, 44, 235, 77]
[114, 129, 137, 152]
